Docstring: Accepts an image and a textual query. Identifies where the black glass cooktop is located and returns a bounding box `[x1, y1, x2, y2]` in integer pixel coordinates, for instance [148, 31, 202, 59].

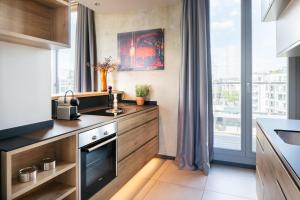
[85, 108, 125, 116]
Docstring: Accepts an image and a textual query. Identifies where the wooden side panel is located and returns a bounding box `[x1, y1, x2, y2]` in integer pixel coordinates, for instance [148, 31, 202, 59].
[52, 5, 70, 44]
[118, 119, 158, 161]
[273, 148, 300, 199]
[90, 137, 159, 200]
[1, 152, 12, 200]
[55, 134, 77, 163]
[256, 138, 264, 200]
[256, 167, 264, 200]
[118, 109, 158, 135]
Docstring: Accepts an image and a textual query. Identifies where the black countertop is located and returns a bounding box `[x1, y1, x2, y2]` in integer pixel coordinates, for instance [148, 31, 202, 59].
[257, 118, 300, 183]
[0, 104, 157, 152]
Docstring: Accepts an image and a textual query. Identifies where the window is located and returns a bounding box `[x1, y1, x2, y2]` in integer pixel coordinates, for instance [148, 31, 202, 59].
[210, 0, 242, 150]
[51, 11, 78, 94]
[210, 0, 288, 164]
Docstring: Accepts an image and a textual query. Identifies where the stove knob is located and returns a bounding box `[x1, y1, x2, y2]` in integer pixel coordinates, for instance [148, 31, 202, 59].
[104, 131, 108, 135]
[92, 135, 97, 140]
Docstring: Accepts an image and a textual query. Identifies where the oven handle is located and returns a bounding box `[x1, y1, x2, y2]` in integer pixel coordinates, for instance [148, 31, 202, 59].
[83, 136, 117, 152]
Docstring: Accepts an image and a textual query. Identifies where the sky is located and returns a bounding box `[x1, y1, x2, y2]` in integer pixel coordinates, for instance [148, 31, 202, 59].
[210, 0, 287, 82]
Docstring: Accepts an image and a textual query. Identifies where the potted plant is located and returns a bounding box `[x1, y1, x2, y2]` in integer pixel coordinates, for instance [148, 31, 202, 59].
[135, 84, 150, 106]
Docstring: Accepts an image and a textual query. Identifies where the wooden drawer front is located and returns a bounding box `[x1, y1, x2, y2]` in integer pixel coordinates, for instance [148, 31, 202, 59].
[118, 119, 158, 161]
[256, 138, 264, 168]
[118, 137, 159, 178]
[272, 152, 300, 200]
[118, 109, 158, 135]
[90, 137, 159, 200]
[256, 167, 264, 200]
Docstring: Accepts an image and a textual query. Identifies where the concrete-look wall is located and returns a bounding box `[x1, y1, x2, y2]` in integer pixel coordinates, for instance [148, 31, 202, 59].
[0, 42, 51, 131]
[95, 3, 181, 156]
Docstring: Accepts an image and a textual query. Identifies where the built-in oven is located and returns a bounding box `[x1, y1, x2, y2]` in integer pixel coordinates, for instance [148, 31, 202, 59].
[78, 122, 118, 200]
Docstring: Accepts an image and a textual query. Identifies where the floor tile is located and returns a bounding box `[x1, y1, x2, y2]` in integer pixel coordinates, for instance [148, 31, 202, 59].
[144, 181, 204, 200]
[202, 190, 254, 200]
[209, 164, 256, 179]
[205, 165, 257, 199]
[157, 161, 207, 190]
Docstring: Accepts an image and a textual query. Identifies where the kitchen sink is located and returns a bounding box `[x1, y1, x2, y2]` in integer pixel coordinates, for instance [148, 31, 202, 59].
[275, 130, 300, 145]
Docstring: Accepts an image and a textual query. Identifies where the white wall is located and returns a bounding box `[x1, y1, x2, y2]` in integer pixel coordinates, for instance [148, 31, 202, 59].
[0, 42, 51, 130]
[95, 3, 181, 156]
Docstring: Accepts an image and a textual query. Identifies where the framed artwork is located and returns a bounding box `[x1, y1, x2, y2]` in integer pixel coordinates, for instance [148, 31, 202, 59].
[117, 28, 164, 71]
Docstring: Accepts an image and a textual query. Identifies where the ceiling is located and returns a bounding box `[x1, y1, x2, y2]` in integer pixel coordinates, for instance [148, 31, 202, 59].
[76, 0, 180, 14]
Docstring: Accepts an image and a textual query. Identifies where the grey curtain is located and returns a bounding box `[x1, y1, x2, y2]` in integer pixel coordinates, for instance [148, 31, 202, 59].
[176, 0, 213, 175]
[75, 4, 97, 92]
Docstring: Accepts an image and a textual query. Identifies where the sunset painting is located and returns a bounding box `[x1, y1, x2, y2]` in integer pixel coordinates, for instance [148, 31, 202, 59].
[117, 29, 164, 71]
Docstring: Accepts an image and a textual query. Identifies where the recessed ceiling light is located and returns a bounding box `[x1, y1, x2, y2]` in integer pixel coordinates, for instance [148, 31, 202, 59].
[94, 2, 101, 6]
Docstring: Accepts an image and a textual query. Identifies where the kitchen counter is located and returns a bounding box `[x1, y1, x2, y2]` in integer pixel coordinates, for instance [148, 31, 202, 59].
[257, 118, 300, 185]
[0, 104, 157, 152]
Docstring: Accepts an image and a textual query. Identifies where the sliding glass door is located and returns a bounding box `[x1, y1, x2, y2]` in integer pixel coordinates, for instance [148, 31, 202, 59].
[210, 0, 242, 151]
[210, 0, 288, 165]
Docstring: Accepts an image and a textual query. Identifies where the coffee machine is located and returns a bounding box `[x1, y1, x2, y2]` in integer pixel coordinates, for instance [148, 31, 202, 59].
[56, 90, 80, 120]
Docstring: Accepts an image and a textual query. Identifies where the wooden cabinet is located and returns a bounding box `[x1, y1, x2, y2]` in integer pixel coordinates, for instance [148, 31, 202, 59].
[0, 0, 70, 49]
[91, 108, 159, 200]
[118, 108, 158, 135]
[1, 133, 78, 200]
[118, 118, 158, 161]
[261, 0, 290, 22]
[1, 107, 159, 200]
[256, 124, 300, 200]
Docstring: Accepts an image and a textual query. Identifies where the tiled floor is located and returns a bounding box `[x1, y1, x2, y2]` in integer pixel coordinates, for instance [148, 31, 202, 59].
[111, 158, 257, 200]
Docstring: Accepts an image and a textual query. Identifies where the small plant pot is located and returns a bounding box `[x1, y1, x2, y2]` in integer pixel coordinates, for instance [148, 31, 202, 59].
[136, 97, 145, 106]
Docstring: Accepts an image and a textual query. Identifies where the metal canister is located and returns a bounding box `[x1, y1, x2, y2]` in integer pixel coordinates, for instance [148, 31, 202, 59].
[40, 158, 56, 171]
[18, 166, 37, 183]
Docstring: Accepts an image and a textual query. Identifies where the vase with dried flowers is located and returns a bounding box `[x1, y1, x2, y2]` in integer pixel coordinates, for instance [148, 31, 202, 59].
[93, 56, 117, 92]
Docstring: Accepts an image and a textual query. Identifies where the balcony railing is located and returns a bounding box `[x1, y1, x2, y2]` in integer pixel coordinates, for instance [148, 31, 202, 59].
[212, 81, 287, 151]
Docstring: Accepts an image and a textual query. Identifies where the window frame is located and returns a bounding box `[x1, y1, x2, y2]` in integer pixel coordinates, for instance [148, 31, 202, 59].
[211, 0, 288, 165]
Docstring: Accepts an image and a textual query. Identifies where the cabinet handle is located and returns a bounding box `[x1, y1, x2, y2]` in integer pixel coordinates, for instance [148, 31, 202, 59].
[275, 179, 287, 200]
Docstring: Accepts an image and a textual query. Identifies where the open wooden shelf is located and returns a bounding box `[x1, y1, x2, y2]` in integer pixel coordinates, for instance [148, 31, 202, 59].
[0, 0, 70, 49]
[11, 162, 76, 199]
[17, 181, 76, 200]
[0, 30, 70, 49]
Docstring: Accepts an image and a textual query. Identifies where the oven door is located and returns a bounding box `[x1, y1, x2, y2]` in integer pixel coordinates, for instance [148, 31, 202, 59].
[80, 134, 117, 200]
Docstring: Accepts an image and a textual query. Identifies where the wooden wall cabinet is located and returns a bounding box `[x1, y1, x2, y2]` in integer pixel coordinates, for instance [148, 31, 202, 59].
[256, 124, 300, 200]
[0, 0, 70, 49]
